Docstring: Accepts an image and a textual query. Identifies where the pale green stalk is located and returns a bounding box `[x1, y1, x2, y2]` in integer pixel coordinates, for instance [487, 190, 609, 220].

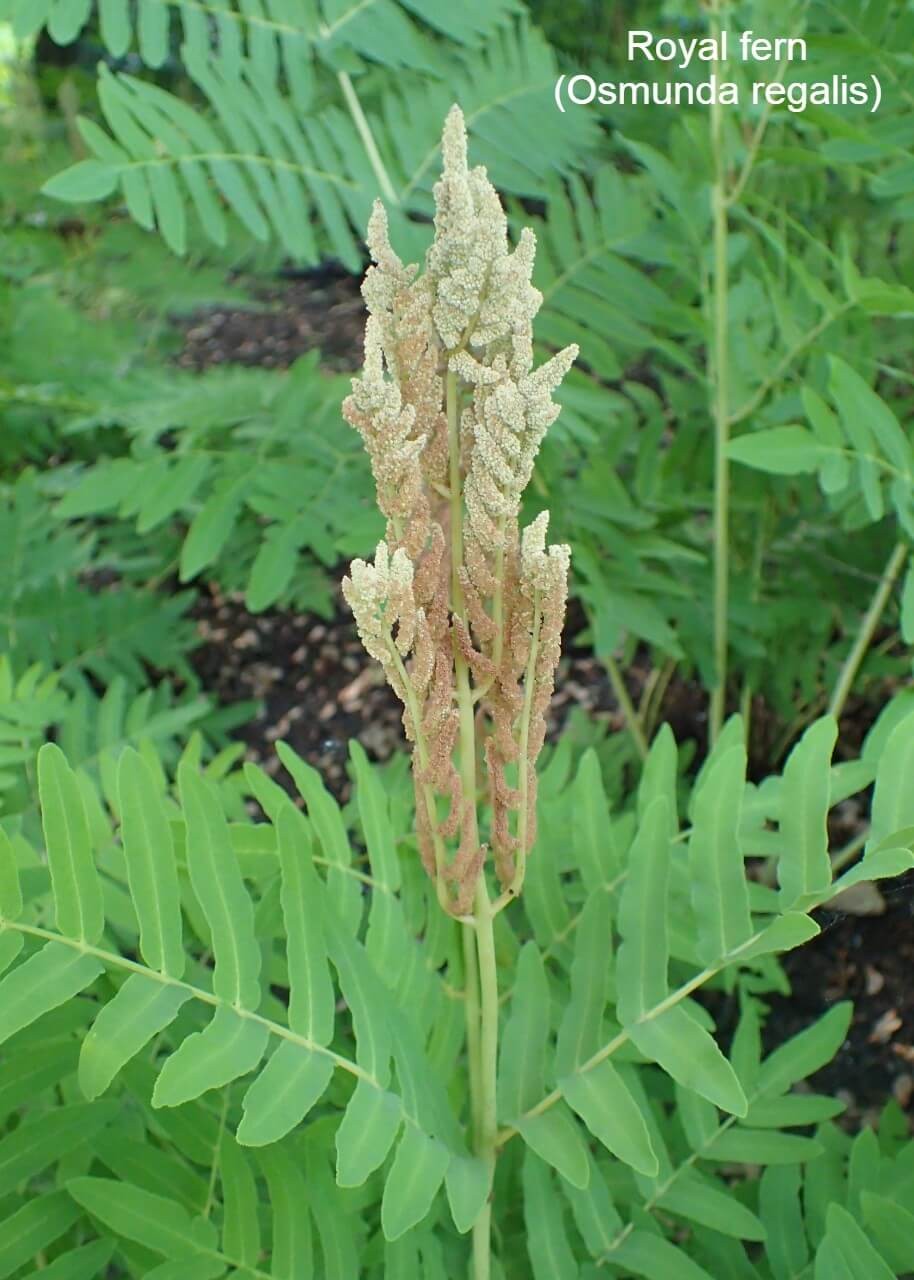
[708, 0, 731, 746]
[446, 363, 498, 1280]
[471, 882, 499, 1280]
[828, 540, 908, 722]
[604, 652, 649, 760]
[336, 70, 398, 206]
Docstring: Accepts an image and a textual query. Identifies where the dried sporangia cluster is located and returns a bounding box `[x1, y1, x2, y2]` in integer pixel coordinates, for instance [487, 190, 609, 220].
[343, 106, 576, 916]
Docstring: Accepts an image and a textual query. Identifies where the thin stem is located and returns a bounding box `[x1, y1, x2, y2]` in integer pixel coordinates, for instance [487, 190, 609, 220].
[462, 921, 483, 1148]
[727, 303, 853, 428]
[445, 362, 495, 1276]
[828, 828, 870, 878]
[708, 0, 731, 747]
[828, 540, 908, 722]
[471, 879, 499, 1280]
[603, 653, 649, 760]
[336, 70, 398, 206]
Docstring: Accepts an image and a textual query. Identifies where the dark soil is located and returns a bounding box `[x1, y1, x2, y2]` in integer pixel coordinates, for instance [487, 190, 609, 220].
[174, 262, 366, 374]
[767, 875, 914, 1125]
[188, 584, 637, 804]
[177, 263, 913, 1131]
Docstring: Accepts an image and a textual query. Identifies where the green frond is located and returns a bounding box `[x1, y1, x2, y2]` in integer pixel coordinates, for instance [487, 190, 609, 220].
[41, 17, 599, 266]
[0, 739, 473, 1255]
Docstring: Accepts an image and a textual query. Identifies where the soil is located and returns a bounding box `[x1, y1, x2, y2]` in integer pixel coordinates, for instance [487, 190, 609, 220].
[177, 263, 914, 1130]
[174, 262, 367, 374]
[768, 875, 914, 1125]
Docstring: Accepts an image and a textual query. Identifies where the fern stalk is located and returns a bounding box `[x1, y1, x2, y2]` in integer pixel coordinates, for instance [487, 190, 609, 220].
[827, 539, 908, 722]
[708, 0, 731, 747]
[342, 107, 577, 1275]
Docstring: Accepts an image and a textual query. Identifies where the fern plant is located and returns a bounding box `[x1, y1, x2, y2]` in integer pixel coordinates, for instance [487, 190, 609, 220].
[3, 102, 914, 1280]
[14, 0, 598, 268]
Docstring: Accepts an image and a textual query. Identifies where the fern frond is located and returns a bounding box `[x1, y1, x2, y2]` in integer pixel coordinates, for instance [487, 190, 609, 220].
[0, 741, 472, 1243]
[3, 0, 522, 85]
[43, 20, 599, 266]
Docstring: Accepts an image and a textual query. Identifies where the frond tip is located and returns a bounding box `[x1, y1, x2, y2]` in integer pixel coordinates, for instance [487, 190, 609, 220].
[342, 106, 576, 908]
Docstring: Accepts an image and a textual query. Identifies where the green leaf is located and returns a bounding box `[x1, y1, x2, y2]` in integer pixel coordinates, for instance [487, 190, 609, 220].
[0, 1189, 79, 1280]
[277, 742, 360, 928]
[561, 1060, 657, 1176]
[757, 1003, 852, 1097]
[759, 1166, 809, 1280]
[41, 160, 118, 202]
[829, 357, 912, 476]
[79, 974, 191, 1099]
[306, 1161, 359, 1280]
[616, 795, 671, 1022]
[704, 1128, 822, 1164]
[220, 1138, 259, 1268]
[179, 482, 245, 582]
[258, 1147, 313, 1278]
[555, 891, 609, 1076]
[445, 1155, 490, 1235]
[137, 0, 169, 66]
[727, 427, 825, 475]
[861, 1193, 914, 1272]
[745, 1094, 844, 1128]
[815, 1203, 894, 1279]
[335, 1080, 402, 1187]
[0, 942, 103, 1045]
[246, 525, 299, 611]
[522, 1152, 580, 1280]
[689, 743, 752, 963]
[276, 805, 335, 1044]
[0, 827, 22, 920]
[350, 740, 401, 889]
[118, 748, 185, 976]
[516, 1104, 591, 1190]
[658, 1173, 766, 1241]
[735, 912, 820, 961]
[98, 0, 130, 56]
[39, 743, 105, 944]
[560, 1151, 623, 1256]
[630, 1006, 747, 1116]
[611, 1230, 716, 1280]
[497, 942, 550, 1120]
[153, 1006, 270, 1107]
[18, 1239, 116, 1280]
[0, 1103, 113, 1197]
[0, 934, 22, 978]
[238, 1041, 334, 1146]
[778, 717, 837, 910]
[868, 711, 914, 848]
[67, 1176, 218, 1259]
[323, 908, 391, 1083]
[381, 1125, 450, 1240]
[178, 763, 261, 1009]
[144, 1259, 225, 1280]
[572, 748, 617, 890]
[803, 387, 850, 494]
